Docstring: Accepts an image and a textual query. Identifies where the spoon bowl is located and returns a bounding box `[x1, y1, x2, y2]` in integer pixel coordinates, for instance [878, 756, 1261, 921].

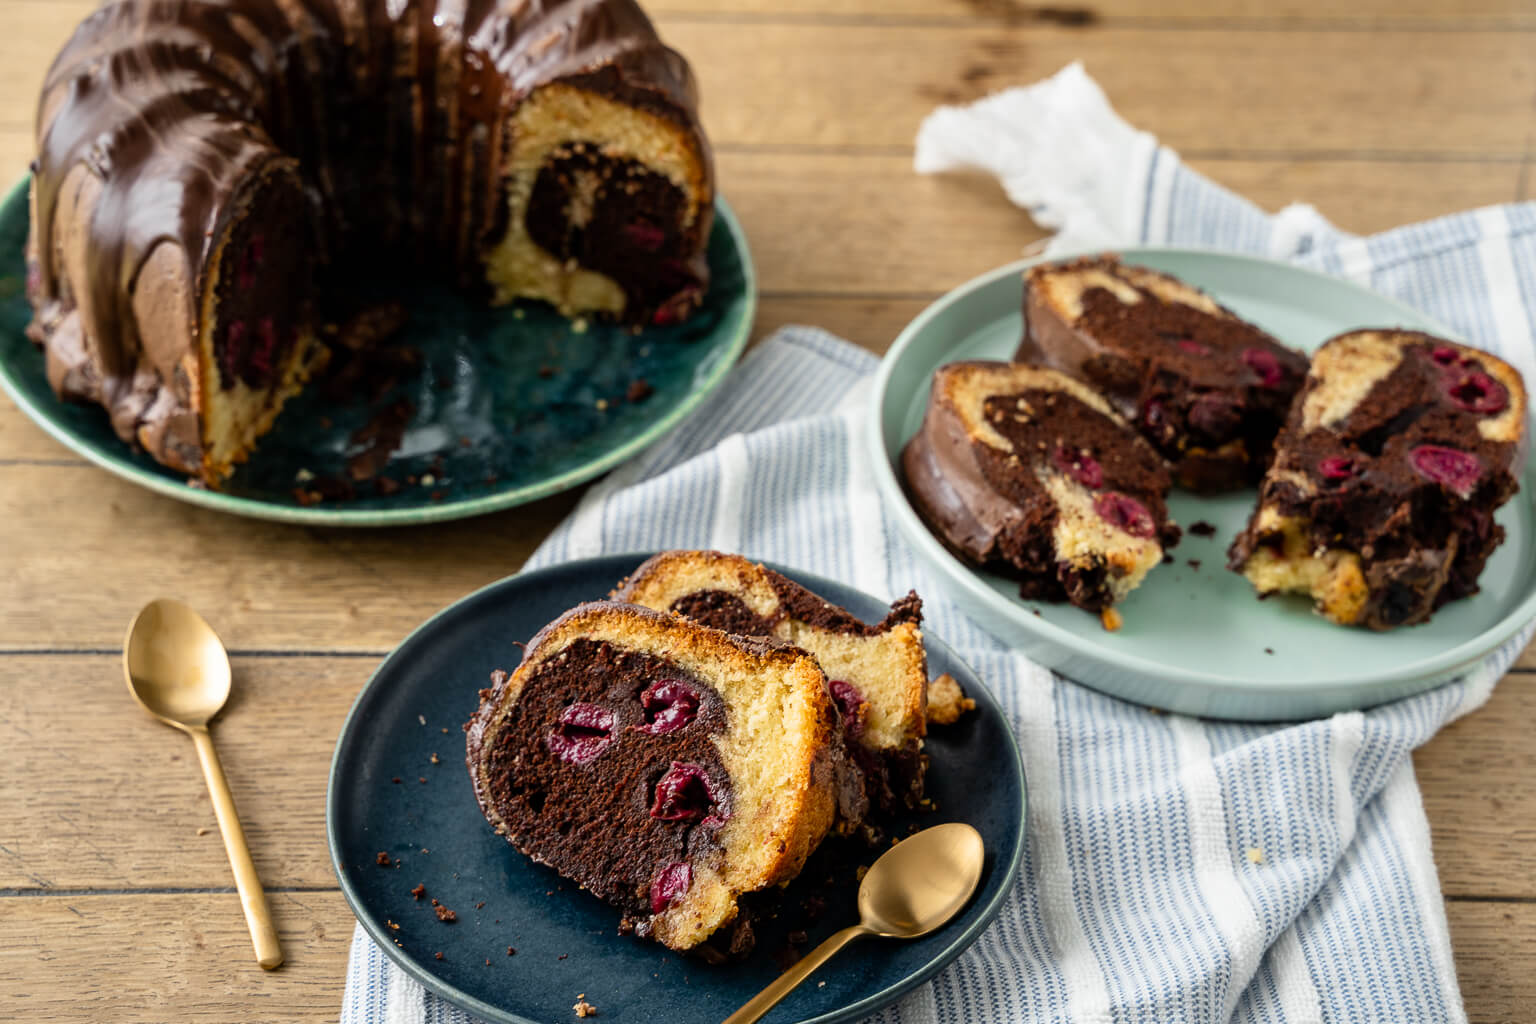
[723, 822, 985, 1024]
[123, 598, 283, 970]
[125, 599, 233, 728]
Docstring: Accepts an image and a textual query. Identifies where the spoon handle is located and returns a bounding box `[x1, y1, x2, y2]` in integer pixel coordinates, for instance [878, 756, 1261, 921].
[190, 726, 284, 970]
[721, 924, 868, 1024]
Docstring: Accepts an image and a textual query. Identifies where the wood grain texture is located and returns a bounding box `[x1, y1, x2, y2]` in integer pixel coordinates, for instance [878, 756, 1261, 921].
[1, 891, 1531, 1023]
[1, 0, 1534, 1018]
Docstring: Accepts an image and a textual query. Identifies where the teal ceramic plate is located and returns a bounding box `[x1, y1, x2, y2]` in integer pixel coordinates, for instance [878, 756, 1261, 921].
[869, 248, 1536, 720]
[328, 553, 1026, 1024]
[0, 179, 754, 525]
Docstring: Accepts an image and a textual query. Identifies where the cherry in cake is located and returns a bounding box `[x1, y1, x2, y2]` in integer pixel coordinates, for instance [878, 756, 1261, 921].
[901, 361, 1180, 619]
[1228, 330, 1527, 629]
[465, 602, 862, 952]
[612, 550, 955, 814]
[1016, 256, 1309, 491]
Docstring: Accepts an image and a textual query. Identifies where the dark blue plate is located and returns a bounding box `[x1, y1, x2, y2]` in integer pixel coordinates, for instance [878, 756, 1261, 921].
[0, 180, 755, 526]
[327, 553, 1027, 1024]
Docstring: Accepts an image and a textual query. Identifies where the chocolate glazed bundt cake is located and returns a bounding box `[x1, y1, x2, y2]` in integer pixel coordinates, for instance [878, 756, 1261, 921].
[1230, 330, 1527, 629]
[1017, 256, 1309, 491]
[465, 602, 864, 953]
[26, 0, 713, 485]
[612, 550, 950, 814]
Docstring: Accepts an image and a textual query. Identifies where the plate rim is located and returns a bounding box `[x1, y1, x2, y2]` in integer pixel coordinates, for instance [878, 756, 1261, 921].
[0, 179, 757, 527]
[865, 245, 1536, 708]
[325, 551, 1029, 1024]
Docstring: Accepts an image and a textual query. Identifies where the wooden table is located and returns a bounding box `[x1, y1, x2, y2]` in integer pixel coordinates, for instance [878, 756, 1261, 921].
[2, 1, 1533, 1020]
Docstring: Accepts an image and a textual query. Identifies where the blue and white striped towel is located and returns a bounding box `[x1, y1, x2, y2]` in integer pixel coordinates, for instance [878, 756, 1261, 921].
[344, 64, 1536, 1023]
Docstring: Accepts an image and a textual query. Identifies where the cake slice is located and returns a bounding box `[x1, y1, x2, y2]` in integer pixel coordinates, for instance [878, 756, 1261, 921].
[465, 601, 861, 952]
[1016, 255, 1309, 490]
[1228, 330, 1527, 628]
[901, 361, 1180, 620]
[612, 550, 942, 813]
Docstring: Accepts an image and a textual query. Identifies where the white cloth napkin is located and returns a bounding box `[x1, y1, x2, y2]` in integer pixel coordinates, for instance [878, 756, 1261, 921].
[343, 64, 1536, 1024]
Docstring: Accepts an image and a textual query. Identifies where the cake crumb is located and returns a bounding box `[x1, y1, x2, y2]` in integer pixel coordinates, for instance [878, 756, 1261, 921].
[573, 996, 597, 1017]
[485, 958, 491, 966]
[392, 777, 402, 784]
[476, 901, 485, 909]
[595, 398, 609, 411]
[196, 827, 210, 836]
[1247, 846, 1264, 864]
[507, 947, 517, 956]
[572, 317, 589, 334]
[376, 851, 392, 867]
[855, 865, 869, 882]
[818, 981, 826, 988]
[1189, 521, 1218, 538]
[627, 379, 654, 403]
[1264, 647, 1275, 655]
[1100, 607, 1123, 632]
[411, 885, 426, 901]
[294, 467, 315, 483]
[419, 777, 428, 784]
[435, 905, 457, 923]
[386, 919, 399, 931]
[558, 953, 568, 960]
[441, 727, 450, 734]
[513, 307, 526, 320]
[1187, 559, 1202, 570]
[926, 672, 976, 725]
[418, 714, 427, 725]
[430, 752, 441, 764]
[435, 952, 444, 961]
[420, 473, 436, 487]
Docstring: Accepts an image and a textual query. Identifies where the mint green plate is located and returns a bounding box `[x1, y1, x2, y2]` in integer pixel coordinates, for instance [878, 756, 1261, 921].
[0, 179, 754, 526]
[869, 249, 1536, 720]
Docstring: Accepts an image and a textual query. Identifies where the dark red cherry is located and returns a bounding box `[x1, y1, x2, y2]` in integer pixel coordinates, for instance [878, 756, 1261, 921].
[635, 679, 699, 735]
[623, 221, 666, 252]
[1093, 492, 1157, 539]
[650, 762, 722, 822]
[1241, 348, 1286, 389]
[1318, 455, 1359, 482]
[649, 862, 692, 914]
[1430, 345, 1461, 366]
[1176, 338, 1211, 356]
[1444, 371, 1508, 415]
[546, 703, 615, 764]
[1410, 445, 1482, 497]
[1052, 445, 1104, 489]
[828, 679, 868, 738]
[1188, 393, 1243, 439]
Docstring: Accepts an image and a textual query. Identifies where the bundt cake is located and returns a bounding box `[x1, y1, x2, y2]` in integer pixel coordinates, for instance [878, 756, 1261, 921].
[902, 361, 1180, 621]
[26, 0, 713, 485]
[1016, 256, 1308, 491]
[1229, 330, 1527, 629]
[611, 550, 949, 813]
[464, 601, 864, 952]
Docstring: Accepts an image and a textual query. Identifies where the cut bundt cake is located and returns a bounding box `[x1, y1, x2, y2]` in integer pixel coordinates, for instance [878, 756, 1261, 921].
[26, 0, 712, 485]
[1229, 330, 1527, 629]
[902, 361, 1180, 620]
[1016, 256, 1309, 491]
[465, 601, 862, 952]
[612, 550, 941, 813]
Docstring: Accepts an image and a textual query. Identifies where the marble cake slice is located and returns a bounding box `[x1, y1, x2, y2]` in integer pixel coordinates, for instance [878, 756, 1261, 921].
[1228, 329, 1527, 629]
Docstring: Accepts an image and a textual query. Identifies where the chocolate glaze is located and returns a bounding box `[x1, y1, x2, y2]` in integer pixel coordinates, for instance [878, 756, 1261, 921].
[1229, 334, 1525, 629]
[1017, 256, 1308, 491]
[902, 364, 1177, 610]
[27, 0, 712, 476]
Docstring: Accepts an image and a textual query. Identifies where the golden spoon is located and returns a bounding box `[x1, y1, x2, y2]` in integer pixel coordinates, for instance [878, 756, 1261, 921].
[722, 821, 985, 1024]
[124, 598, 283, 970]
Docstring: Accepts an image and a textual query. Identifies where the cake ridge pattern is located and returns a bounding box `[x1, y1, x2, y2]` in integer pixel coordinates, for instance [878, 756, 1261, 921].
[27, 0, 712, 482]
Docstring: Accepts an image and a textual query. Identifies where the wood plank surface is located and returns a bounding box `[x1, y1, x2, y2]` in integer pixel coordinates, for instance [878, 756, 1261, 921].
[3, 892, 1532, 1023]
[1, 654, 1531, 894]
[1, 0, 1534, 1021]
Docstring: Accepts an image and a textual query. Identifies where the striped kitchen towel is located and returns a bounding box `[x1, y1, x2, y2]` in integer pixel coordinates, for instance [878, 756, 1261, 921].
[344, 65, 1536, 1023]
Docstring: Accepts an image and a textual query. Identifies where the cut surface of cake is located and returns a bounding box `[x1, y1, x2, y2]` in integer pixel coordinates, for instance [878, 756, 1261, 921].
[27, 0, 713, 486]
[902, 361, 1180, 616]
[611, 550, 940, 813]
[1016, 256, 1309, 491]
[1228, 330, 1527, 629]
[464, 601, 861, 952]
